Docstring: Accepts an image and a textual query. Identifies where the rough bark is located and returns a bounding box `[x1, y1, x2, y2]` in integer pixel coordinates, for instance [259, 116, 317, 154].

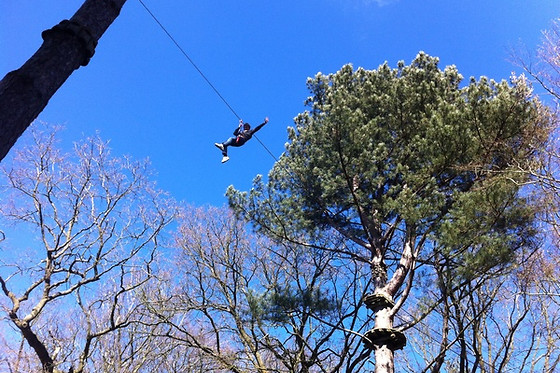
[0, 0, 127, 162]
[369, 233, 415, 373]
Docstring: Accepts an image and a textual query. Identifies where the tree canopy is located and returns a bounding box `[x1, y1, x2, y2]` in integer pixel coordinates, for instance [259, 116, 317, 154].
[0, 124, 176, 373]
[227, 52, 552, 372]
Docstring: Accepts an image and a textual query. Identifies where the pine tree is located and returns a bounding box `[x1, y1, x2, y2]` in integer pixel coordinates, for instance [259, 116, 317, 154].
[227, 53, 551, 372]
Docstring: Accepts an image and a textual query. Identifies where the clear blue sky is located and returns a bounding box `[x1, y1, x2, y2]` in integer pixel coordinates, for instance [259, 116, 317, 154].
[2, 0, 559, 206]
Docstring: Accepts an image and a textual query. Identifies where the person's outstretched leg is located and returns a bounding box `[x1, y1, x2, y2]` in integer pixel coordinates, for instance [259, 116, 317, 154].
[215, 137, 236, 163]
[214, 142, 226, 155]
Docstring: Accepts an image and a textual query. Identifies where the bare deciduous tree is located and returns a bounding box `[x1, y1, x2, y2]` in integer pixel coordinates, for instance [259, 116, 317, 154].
[396, 244, 560, 373]
[143, 205, 372, 372]
[513, 18, 560, 104]
[0, 124, 176, 373]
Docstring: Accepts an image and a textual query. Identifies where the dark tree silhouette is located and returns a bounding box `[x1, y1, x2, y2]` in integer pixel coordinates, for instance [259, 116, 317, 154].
[0, 0, 128, 162]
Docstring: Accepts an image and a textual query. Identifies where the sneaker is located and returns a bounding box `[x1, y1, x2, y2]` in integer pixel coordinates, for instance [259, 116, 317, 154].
[214, 143, 224, 151]
[221, 156, 230, 163]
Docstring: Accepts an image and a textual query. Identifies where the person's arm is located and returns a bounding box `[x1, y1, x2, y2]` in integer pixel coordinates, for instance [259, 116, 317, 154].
[233, 120, 243, 135]
[250, 117, 269, 134]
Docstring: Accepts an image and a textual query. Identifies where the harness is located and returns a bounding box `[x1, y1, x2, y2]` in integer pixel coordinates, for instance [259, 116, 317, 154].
[236, 130, 250, 144]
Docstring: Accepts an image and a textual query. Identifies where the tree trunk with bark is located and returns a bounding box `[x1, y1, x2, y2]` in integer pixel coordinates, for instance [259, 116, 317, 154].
[0, 0, 127, 162]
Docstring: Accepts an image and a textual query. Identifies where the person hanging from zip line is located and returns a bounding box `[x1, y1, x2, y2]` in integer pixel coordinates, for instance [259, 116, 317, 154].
[215, 117, 269, 163]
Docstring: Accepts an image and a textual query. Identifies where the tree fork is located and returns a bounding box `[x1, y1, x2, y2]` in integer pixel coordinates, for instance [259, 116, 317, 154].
[0, 0, 127, 162]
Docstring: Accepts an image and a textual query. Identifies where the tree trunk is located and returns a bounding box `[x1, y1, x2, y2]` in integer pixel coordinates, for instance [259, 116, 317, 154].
[0, 0, 128, 162]
[369, 235, 415, 373]
[374, 306, 395, 373]
[18, 321, 55, 373]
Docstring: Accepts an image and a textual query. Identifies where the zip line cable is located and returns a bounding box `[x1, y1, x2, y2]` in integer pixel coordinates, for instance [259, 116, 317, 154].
[136, 0, 332, 213]
[136, 0, 279, 162]
[251, 133, 279, 162]
[137, 0, 241, 121]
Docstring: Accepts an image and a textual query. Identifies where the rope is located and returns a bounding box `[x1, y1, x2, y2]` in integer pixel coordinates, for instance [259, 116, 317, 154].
[252, 135, 278, 161]
[137, 0, 241, 121]
[137, 0, 279, 162]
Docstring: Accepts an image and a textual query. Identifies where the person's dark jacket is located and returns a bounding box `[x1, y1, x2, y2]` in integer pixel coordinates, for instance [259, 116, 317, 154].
[233, 121, 267, 145]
